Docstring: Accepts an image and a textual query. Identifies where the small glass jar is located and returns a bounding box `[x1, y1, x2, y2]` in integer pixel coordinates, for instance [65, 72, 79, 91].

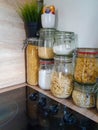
[74, 48, 98, 84]
[72, 82, 96, 108]
[39, 59, 54, 90]
[50, 55, 74, 98]
[26, 38, 39, 85]
[38, 28, 55, 59]
[53, 31, 76, 56]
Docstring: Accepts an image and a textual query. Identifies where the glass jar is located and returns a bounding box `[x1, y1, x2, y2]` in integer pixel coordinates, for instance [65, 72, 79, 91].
[50, 55, 74, 98]
[39, 59, 54, 90]
[53, 31, 76, 56]
[96, 92, 98, 111]
[72, 82, 96, 108]
[38, 28, 55, 59]
[74, 48, 98, 84]
[26, 38, 39, 85]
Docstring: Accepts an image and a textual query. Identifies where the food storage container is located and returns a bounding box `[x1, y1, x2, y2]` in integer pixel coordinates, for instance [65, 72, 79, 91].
[26, 38, 39, 85]
[53, 31, 76, 56]
[39, 59, 54, 90]
[97, 92, 98, 111]
[74, 48, 98, 84]
[38, 28, 55, 59]
[50, 55, 74, 98]
[72, 82, 96, 108]
[41, 5, 56, 28]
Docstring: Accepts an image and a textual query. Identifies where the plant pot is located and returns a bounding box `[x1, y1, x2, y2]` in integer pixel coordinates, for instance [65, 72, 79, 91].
[25, 22, 39, 38]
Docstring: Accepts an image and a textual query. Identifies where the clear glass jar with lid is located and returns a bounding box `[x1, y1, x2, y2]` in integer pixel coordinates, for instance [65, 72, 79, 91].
[74, 48, 98, 84]
[53, 31, 76, 56]
[72, 82, 96, 108]
[26, 38, 39, 86]
[38, 28, 55, 59]
[50, 55, 74, 98]
[39, 59, 54, 90]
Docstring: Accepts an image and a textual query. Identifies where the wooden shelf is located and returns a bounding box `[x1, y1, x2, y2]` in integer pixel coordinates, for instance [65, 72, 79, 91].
[27, 84, 98, 124]
[0, 83, 26, 94]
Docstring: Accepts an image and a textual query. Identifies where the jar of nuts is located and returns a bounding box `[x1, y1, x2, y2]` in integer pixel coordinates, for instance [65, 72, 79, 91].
[38, 28, 55, 59]
[50, 55, 74, 98]
[74, 48, 98, 84]
[72, 82, 96, 108]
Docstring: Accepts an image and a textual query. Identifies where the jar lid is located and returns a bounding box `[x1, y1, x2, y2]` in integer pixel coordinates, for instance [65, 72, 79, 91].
[74, 82, 98, 93]
[40, 59, 54, 64]
[54, 55, 72, 63]
[54, 31, 75, 39]
[39, 28, 56, 37]
[77, 48, 98, 55]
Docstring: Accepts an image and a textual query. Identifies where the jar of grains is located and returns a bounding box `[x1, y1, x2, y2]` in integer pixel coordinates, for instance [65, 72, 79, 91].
[53, 31, 76, 56]
[39, 59, 54, 90]
[50, 55, 74, 98]
[74, 48, 98, 84]
[38, 28, 55, 59]
[26, 38, 39, 85]
[72, 82, 96, 108]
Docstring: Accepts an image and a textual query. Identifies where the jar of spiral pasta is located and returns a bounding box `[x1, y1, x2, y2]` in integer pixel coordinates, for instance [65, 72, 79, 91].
[74, 48, 98, 84]
[72, 82, 96, 108]
[38, 28, 55, 59]
[26, 38, 39, 85]
[50, 55, 74, 98]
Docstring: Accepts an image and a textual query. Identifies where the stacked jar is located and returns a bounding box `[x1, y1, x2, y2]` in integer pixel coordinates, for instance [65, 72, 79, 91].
[72, 48, 98, 108]
[38, 4, 56, 90]
[50, 31, 76, 98]
[38, 28, 55, 90]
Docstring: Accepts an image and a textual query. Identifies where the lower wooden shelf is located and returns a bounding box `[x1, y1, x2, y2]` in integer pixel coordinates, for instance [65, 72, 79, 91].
[27, 83, 98, 124]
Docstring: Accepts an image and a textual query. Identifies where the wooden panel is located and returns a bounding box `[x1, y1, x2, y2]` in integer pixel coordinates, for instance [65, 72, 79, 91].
[0, 1, 26, 88]
[27, 84, 98, 123]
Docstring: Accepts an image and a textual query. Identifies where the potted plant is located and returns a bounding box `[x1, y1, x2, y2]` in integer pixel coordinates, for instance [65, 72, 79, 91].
[18, 0, 42, 38]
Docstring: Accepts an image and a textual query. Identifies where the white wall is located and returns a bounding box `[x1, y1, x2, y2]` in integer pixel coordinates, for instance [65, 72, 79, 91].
[44, 0, 98, 48]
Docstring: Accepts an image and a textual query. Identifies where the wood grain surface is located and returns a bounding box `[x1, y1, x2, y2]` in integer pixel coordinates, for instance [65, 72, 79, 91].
[0, 1, 26, 88]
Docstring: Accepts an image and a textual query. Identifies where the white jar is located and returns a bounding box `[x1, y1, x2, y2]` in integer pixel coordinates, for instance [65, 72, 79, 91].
[39, 59, 54, 90]
[41, 13, 55, 28]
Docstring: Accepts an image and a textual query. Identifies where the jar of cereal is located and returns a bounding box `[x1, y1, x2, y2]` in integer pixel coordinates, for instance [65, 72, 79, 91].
[74, 48, 98, 84]
[50, 55, 74, 98]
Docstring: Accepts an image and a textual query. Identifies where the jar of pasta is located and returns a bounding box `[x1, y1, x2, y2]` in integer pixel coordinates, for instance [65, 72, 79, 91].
[72, 82, 96, 108]
[50, 55, 74, 98]
[38, 28, 55, 59]
[74, 48, 98, 84]
[26, 38, 39, 85]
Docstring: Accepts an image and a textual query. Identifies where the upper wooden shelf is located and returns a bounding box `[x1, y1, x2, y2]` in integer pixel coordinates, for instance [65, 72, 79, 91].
[27, 83, 98, 124]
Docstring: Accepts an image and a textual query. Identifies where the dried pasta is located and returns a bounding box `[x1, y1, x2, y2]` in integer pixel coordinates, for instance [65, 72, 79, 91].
[74, 57, 98, 84]
[26, 44, 39, 85]
[50, 72, 73, 98]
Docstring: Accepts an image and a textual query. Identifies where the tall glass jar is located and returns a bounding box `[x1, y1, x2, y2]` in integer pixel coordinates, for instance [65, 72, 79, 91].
[26, 38, 39, 85]
[72, 82, 96, 108]
[53, 31, 76, 56]
[38, 28, 55, 59]
[74, 48, 98, 84]
[39, 59, 54, 90]
[50, 55, 74, 98]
